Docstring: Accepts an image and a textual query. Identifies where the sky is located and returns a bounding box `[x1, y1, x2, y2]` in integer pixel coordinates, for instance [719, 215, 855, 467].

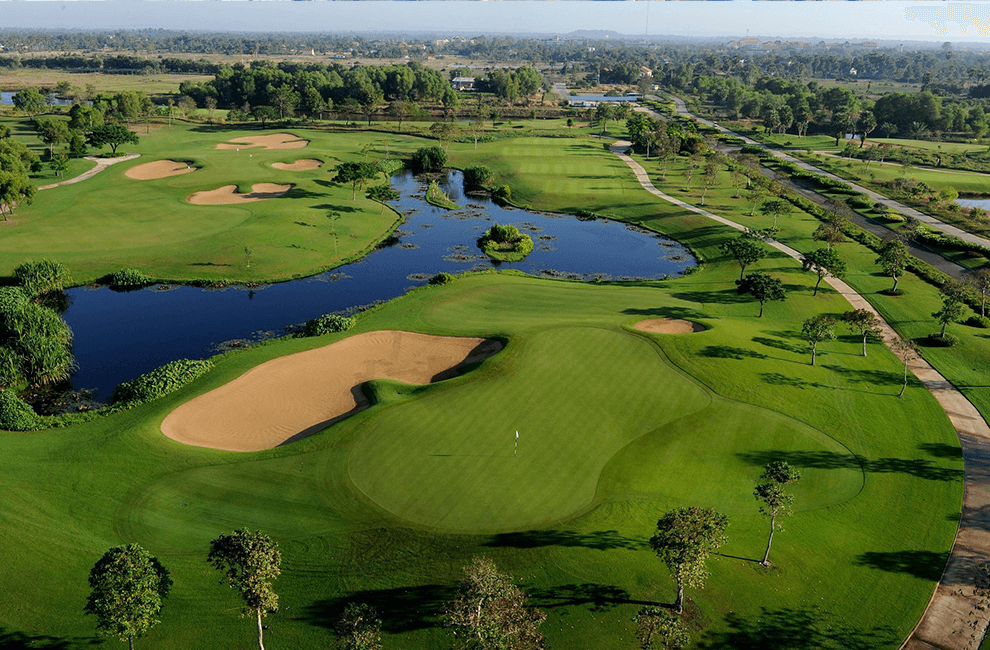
[2, 1, 990, 42]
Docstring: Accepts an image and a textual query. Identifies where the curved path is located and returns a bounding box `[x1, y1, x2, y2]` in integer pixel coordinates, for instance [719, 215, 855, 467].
[612, 140, 990, 650]
[36, 153, 139, 190]
[660, 92, 990, 252]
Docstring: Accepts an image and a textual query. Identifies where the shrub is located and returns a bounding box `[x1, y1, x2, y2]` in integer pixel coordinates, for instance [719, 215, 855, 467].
[14, 259, 70, 298]
[0, 388, 41, 431]
[429, 272, 455, 286]
[463, 165, 494, 191]
[0, 290, 76, 387]
[304, 314, 355, 337]
[108, 268, 152, 289]
[846, 195, 873, 211]
[111, 359, 213, 405]
[967, 315, 990, 329]
[410, 146, 447, 174]
[376, 159, 404, 177]
[478, 223, 534, 262]
[487, 223, 522, 244]
[492, 184, 512, 204]
[0, 346, 22, 388]
[926, 333, 959, 347]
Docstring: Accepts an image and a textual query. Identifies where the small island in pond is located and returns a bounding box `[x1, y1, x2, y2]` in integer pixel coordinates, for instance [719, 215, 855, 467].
[478, 223, 534, 262]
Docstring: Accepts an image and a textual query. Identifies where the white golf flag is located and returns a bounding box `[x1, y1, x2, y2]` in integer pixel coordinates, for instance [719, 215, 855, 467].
[516, 431, 519, 439]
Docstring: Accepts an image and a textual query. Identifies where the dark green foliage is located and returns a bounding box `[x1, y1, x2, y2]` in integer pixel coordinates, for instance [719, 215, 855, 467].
[635, 606, 689, 650]
[0, 345, 21, 388]
[425, 180, 460, 210]
[719, 236, 767, 281]
[304, 314, 355, 337]
[0, 388, 41, 431]
[333, 161, 379, 200]
[376, 159, 404, 177]
[491, 184, 512, 205]
[410, 147, 447, 174]
[14, 259, 70, 297]
[336, 603, 383, 650]
[463, 165, 495, 191]
[737, 272, 786, 318]
[966, 315, 990, 329]
[478, 223, 534, 262]
[650, 507, 729, 613]
[86, 123, 139, 156]
[84, 544, 172, 647]
[111, 359, 213, 405]
[487, 223, 522, 244]
[429, 272, 455, 286]
[108, 268, 153, 289]
[801, 248, 846, 296]
[0, 286, 75, 387]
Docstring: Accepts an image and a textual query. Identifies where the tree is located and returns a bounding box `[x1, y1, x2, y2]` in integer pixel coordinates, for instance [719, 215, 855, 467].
[813, 218, 846, 251]
[389, 100, 414, 130]
[49, 152, 69, 178]
[650, 507, 729, 614]
[933, 287, 966, 340]
[270, 84, 299, 120]
[967, 268, 990, 318]
[893, 338, 919, 398]
[746, 182, 767, 217]
[857, 110, 877, 148]
[595, 103, 614, 134]
[738, 272, 786, 318]
[84, 544, 172, 650]
[801, 247, 846, 296]
[0, 139, 37, 220]
[365, 183, 400, 214]
[758, 199, 790, 229]
[801, 315, 836, 366]
[634, 607, 689, 650]
[753, 461, 801, 566]
[876, 239, 908, 294]
[251, 105, 277, 127]
[719, 235, 766, 281]
[12, 88, 45, 117]
[86, 124, 138, 156]
[700, 157, 720, 206]
[683, 154, 701, 190]
[35, 117, 70, 159]
[359, 88, 385, 126]
[444, 556, 546, 650]
[430, 121, 459, 150]
[333, 161, 379, 200]
[843, 309, 884, 357]
[336, 603, 382, 650]
[207, 529, 282, 650]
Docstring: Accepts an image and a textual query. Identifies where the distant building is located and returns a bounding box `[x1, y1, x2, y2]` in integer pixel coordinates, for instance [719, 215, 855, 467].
[451, 77, 476, 91]
[850, 67, 858, 76]
[639, 66, 653, 78]
[740, 37, 762, 51]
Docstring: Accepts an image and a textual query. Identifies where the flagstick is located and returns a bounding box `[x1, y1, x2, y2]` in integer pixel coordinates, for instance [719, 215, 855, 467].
[514, 430, 519, 457]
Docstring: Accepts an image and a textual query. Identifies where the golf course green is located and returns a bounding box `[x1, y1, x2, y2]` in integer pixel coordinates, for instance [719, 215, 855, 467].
[0, 116, 969, 649]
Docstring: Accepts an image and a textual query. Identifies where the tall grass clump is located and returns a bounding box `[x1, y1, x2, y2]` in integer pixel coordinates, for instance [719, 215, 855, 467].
[108, 269, 153, 289]
[14, 259, 70, 298]
[111, 359, 213, 406]
[0, 287, 75, 387]
[304, 314, 355, 337]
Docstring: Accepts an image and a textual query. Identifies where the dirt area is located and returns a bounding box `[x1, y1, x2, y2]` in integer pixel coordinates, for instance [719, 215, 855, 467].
[634, 318, 706, 334]
[187, 183, 293, 205]
[271, 159, 323, 171]
[125, 159, 196, 180]
[215, 133, 309, 150]
[160, 330, 502, 451]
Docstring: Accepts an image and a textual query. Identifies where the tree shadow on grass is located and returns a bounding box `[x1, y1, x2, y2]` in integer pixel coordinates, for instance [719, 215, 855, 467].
[736, 449, 962, 482]
[304, 584, 455, 633]
[819, 364, 902, 386]
[671, 288, 751, 306]
[854, 550, 947, 581]
[752, 336, 805, 356]
[621, 306, 713, 321]
[698, 345, 768, 361]
[0, 628, 95, 649]
[483, 530, 646, 552]
[918, 442, 963, 460]
[527, 583, 654, 612]
[312, 202, 360, 213]
[695, 606, 896, 650]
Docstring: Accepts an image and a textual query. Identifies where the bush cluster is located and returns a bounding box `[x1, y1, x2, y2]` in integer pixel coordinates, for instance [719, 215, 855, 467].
[0, 286, 76, 387]
[463, 165, 494, 192]
[376, 159, 404, 177]
[429, 272, 455, 286]
[410, 147, 447, 174]
[478, 223, 534, 262]
[491, 184, 512, 205]
[14, 259, 70, 298]
[0, 388, 42, 431]
[108, 268, 153, 289]
[111, 359, 213, 405]
[304, 314, 355, 337]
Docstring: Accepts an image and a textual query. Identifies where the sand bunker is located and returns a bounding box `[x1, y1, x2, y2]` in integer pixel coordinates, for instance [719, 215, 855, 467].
[271, 159, 323, 171]
[125, 160, 197, 180]
[187, 183, 293, 205]
[161, 330, 503, 451]
[634, 318, 706, 334]
[215, 133, 309, 150]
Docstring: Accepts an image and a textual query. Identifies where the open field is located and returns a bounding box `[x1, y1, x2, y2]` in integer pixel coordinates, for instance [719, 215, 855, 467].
[872, 137, 990, 154]
[0, 121, 972, 649]
[0, 68, 213, 95]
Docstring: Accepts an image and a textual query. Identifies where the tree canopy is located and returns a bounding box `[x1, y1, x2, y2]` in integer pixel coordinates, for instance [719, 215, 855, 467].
[650, 507, 729, 613]
[737, 271, 786, 318]
[207, 529, 281, 650]
[86, 124, 139, 156]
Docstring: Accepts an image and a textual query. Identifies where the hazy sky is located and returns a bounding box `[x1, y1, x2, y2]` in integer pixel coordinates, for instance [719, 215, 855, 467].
[1, 1, 989, 42]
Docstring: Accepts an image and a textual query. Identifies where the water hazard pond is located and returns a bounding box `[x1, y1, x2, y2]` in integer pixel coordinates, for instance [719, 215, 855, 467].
[63, 170, 695, 399]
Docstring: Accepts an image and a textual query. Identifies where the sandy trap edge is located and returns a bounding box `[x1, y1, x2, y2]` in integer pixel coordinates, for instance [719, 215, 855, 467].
[187, 183, 293, 205]
[634, 318, 706, 334]
[125, 159, 197, 180]
[160, 330, 503, 452]
[271, 159, 323, 171]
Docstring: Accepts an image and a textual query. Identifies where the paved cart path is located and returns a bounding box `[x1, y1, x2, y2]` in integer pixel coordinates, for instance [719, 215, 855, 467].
[37, 153, 139, 190]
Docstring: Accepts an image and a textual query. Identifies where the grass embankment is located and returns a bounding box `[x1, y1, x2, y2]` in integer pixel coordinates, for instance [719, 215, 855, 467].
[0, 130, 963, 649]
[425, 178, 460, 210]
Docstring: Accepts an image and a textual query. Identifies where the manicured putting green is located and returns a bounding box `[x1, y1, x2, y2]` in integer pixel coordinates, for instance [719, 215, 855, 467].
[348, 326, 861, 531]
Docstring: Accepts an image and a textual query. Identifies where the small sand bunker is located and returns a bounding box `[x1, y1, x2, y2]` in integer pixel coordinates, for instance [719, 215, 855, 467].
[271, 159, 323, 171]
[187, 183, 293, 205]
[161, 331, 503, 452]
[125, 160, 197, 180]
[634, 318, 706, 334]
[215, 133, 309, 150]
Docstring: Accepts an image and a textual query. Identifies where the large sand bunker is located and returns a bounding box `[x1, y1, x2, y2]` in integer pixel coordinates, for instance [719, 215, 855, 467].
[271, 159, 323, 171]
[634, 318, 706, 334]
[125, 160, 197, 180]
[215, 133, 309, 150]
[187, 183, 293, 205]
[161, 330, 503, 451]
